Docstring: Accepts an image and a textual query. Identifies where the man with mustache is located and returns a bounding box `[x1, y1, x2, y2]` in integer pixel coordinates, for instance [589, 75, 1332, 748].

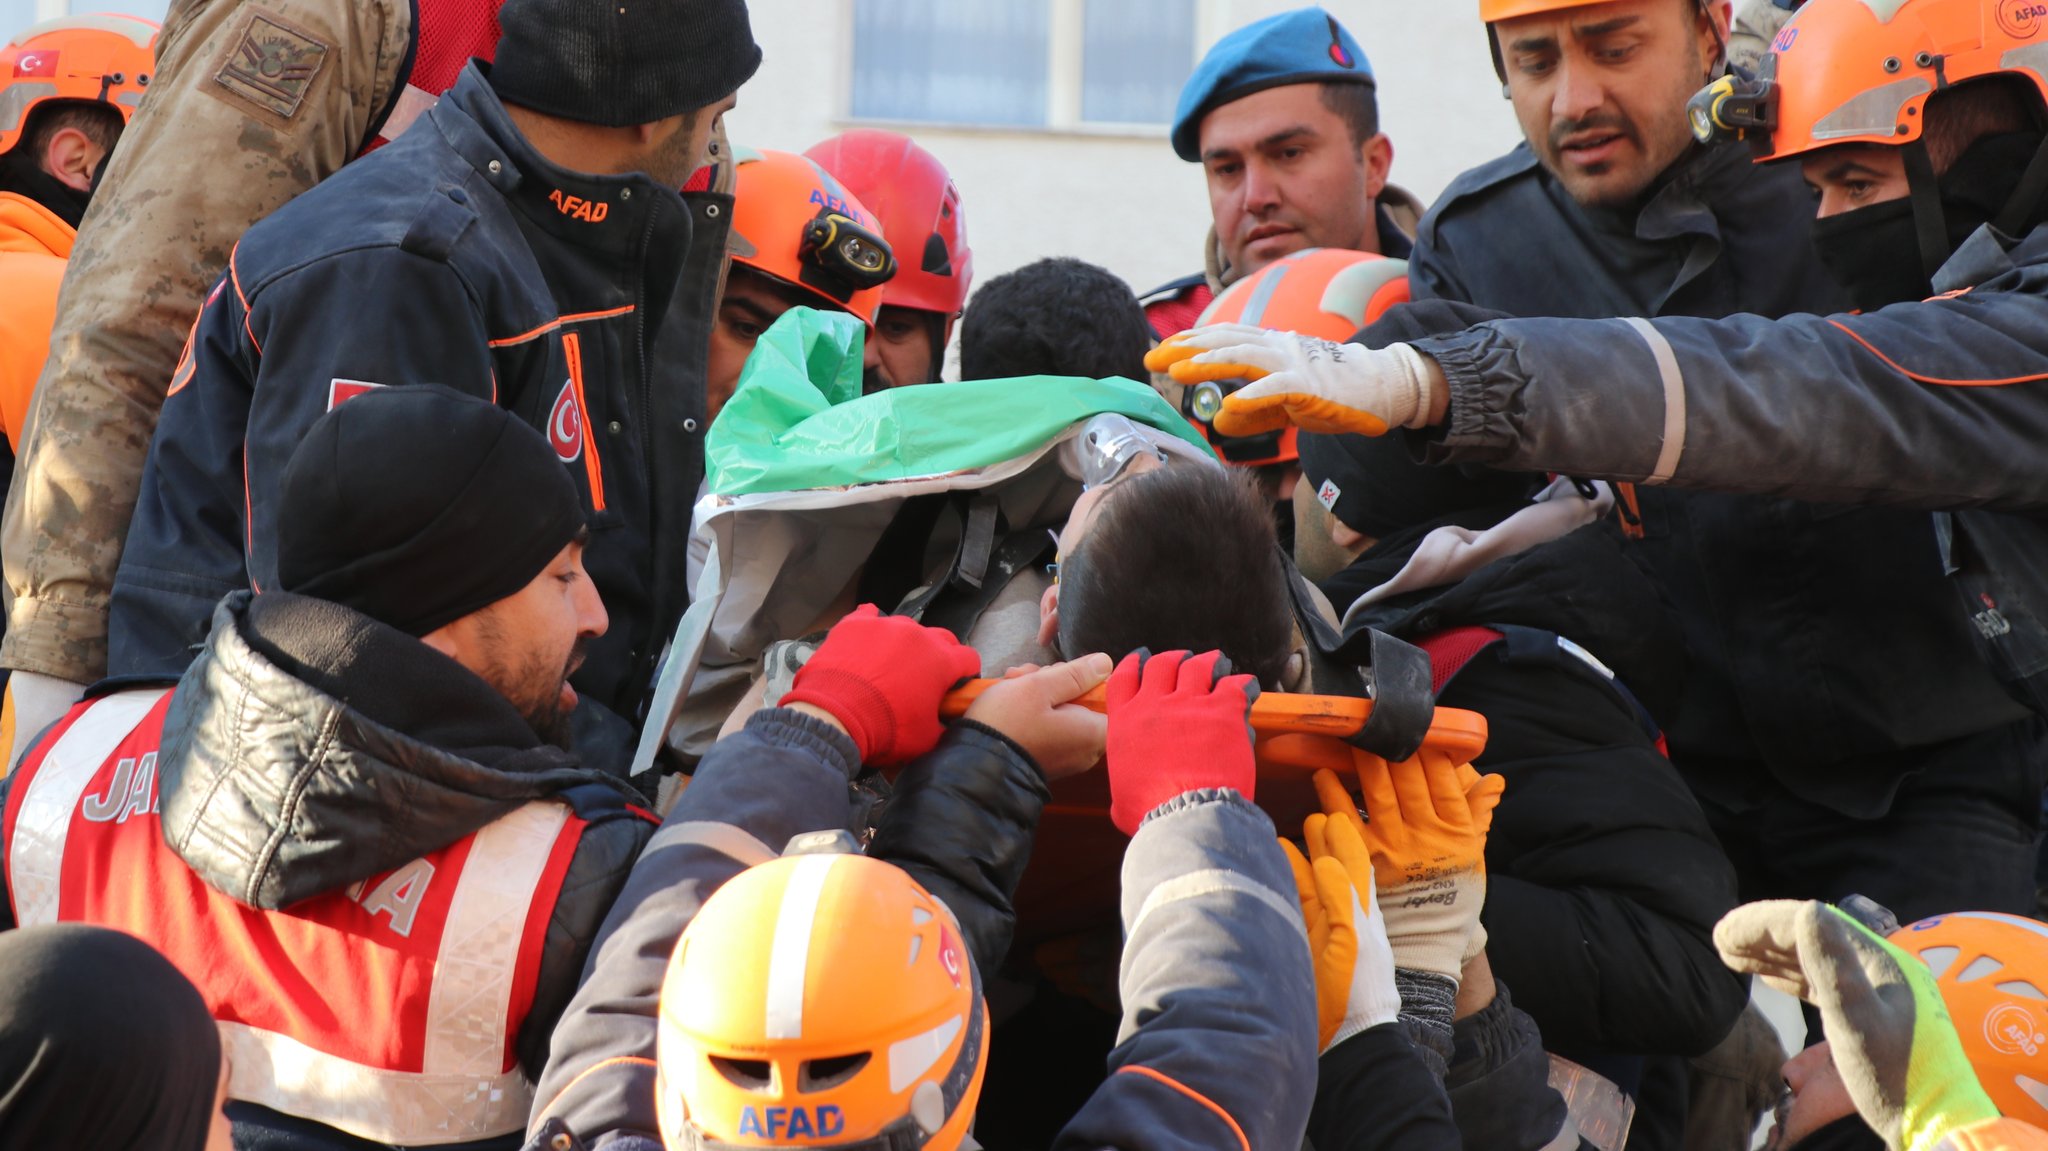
[0, 386, 658, 1149]
[1140, 6, 1422, 342]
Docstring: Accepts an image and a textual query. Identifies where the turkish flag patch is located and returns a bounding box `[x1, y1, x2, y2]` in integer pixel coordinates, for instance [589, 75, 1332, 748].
[548, 379, 584, 462]
[1317, 478, 1342, 511]
[327, 379, 384, 410]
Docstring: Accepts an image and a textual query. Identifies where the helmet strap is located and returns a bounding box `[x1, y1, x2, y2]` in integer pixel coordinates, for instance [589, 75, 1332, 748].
[1901, 139, 1953, 280]
[1993, 132, 2048, 239]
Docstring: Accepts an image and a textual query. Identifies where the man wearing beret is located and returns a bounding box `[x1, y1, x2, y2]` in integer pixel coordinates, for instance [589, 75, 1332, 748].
[0, 387, 658, 1150]
[103, 0, 762, 768]
[1139, 6, 1423, 340]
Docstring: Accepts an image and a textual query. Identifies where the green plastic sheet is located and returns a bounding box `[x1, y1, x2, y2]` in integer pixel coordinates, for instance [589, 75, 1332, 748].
[706, 307, 1212, 497]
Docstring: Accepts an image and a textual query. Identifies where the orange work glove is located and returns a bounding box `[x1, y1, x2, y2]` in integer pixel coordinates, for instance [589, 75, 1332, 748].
[1316, 748, 1505, 981]
[1142, 324, 1438, 438]
[1282, 768, 1400, 1053]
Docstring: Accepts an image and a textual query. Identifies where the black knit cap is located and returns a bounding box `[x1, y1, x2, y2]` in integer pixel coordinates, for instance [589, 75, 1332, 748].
[489, 0, 762, 127]
[276, 386, 587, 638]
[1296, 431, 1543, 540]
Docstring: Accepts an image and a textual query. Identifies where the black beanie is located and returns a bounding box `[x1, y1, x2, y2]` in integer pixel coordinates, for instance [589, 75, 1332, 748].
[489, 0, 762, 127]
[276, 386, 587, 637]
[1296, 431, 1544, 540]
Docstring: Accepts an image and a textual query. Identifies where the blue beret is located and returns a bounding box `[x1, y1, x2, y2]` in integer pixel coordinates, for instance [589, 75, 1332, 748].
[1171, 7, 1375, 163]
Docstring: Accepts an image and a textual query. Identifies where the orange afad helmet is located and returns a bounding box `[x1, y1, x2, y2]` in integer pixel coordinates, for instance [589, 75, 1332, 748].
[0, 14, 158, 156]
[729, 147, 898, 328]
[1188, 248, 1412, 467]
[1689, 0, 2048, 161]
[657, 849, 989, 1151]
[1889, 911, 2048, 1127]
[804, 130, 973, 319]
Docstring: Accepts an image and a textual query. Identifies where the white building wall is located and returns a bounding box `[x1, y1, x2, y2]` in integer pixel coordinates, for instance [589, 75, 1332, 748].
[725, 0, 1527, 301]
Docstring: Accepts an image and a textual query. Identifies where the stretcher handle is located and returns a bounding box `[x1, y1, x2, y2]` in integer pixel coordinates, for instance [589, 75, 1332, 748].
[941, 679, 1379, 740]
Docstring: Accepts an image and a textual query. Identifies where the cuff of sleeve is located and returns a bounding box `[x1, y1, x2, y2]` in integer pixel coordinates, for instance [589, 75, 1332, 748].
[1138, 786, 1254, 829]
[1408, 331, 1516, 462]
[1397, 968, 1458, 1065]
[1449, 980, 1539, 1089]
[747, 707, 864, 778]
[946, 717, 1050, 787]
[0, 595, 108, 683]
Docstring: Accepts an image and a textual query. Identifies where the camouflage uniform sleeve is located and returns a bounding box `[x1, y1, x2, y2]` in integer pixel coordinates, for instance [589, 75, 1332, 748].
[0, 0, 411, 684]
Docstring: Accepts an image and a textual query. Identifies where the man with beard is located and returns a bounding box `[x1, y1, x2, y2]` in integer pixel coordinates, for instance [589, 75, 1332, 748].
[0, 387, 658, 1150]
[104, 0, 760, 770]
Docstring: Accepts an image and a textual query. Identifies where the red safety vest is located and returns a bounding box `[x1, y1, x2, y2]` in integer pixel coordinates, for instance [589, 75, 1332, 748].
[3, 688, 587, 1145]
[366, 0, 504, 152]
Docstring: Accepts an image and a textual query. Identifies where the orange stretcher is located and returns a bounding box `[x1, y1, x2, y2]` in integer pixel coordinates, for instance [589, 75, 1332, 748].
[938, 682, 1490, 945]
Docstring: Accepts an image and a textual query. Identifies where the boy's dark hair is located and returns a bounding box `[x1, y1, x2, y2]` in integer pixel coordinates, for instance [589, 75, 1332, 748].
[1057, 463, 1297, 688]
[959, 257, 1152, 383]
[18, 101, 124, 169]
[1318, 81, 1379, 149]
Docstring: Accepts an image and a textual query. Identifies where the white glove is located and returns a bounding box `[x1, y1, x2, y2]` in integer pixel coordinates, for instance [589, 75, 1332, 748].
[3, 671, 87, 772]
[1143, 323, 1438, 438]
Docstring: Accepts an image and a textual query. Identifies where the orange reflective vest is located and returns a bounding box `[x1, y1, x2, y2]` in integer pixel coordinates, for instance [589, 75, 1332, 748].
[3, 688, 588, 1145]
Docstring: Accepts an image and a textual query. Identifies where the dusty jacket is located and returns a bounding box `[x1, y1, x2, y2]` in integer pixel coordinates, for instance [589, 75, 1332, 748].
[529, 712, 1318, 1151]
[0, 0, 419, 685]
[0, 191, 71, 453]
[110, 63, 720, 745]
[1403, 141, 2038, 815]
[2, 590, 654, 1150]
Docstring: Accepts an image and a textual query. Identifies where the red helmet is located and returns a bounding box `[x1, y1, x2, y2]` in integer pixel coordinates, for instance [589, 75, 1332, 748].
[0, 14, 158, 157]
[805, 130, 972, 318]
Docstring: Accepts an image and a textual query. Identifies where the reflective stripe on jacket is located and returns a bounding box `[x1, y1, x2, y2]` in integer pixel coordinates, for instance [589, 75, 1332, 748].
[4, 688, 585, 1146]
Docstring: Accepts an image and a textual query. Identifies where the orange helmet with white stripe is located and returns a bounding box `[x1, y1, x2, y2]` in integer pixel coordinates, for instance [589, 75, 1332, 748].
[1188, 247, 1411, 467]
[657, 850, 988, 1151]
[729, 147, 898, 329]
[1889, 911, 2048, 1127]
[0, 14, 157, 156]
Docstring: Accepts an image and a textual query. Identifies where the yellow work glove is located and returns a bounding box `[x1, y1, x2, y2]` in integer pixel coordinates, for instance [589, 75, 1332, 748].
[1281, 768, 1401, 1053]
[1142, 324, 1437, 438]
[1320, 748, 1505, 981]
[1715, 901, 2004, 1151]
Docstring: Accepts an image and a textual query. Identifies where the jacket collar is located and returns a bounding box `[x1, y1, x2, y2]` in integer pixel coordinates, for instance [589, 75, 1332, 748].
[428, 61, 689, 259]
[156, 592, 637, 910]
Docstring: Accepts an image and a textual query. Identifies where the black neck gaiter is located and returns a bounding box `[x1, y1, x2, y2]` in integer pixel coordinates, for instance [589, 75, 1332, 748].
[0, 149, 89, 229]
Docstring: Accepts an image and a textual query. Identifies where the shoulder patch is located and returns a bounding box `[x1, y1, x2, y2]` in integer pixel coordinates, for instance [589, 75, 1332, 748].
[212, 8, 330, 122]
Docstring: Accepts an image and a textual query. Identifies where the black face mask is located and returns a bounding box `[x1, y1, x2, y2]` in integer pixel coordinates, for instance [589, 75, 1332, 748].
[0, 149, 91, 229]
[1811, 197, 1934, 312]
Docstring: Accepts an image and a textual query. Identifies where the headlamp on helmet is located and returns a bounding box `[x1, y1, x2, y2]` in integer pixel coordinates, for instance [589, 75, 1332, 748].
[800, 207, 896, 299]
[1689, 60, 1779, 148]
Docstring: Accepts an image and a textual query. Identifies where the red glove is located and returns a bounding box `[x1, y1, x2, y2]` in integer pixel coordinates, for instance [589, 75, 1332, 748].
[781, 604, 983, 766]
[1105, 649, 1260, 835]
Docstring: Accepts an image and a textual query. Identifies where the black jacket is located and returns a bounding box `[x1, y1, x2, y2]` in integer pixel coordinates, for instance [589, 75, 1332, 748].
[110, 62, 729, 745]
[6, 591, 655, 1150]
[1403, 140, 2035, 816]
[1335, 518, 1748, 1060]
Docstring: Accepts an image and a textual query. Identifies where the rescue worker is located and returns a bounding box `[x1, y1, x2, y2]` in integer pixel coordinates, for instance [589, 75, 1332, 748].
[1140, 6, 1422, 341]
[0, 15, 153, 468]
[1755, 905, 2048, 1151]
[706, 148, 897, 420]
[1717, 900, 2048, 1151]
[1163, 0, 2048, 951]
[106, 0, 760, 768]
[1291, 394, 1748, 1083]
[0, 387, 658, 1149]
[0, 0, 519, 767]
[958, 257, 1153, 383]
[1139, 6, 1422, 538]
[805, 129, 972, 390]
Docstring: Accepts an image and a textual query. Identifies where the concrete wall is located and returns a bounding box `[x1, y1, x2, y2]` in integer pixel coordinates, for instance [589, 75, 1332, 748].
[724, 0, 1527, 301]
